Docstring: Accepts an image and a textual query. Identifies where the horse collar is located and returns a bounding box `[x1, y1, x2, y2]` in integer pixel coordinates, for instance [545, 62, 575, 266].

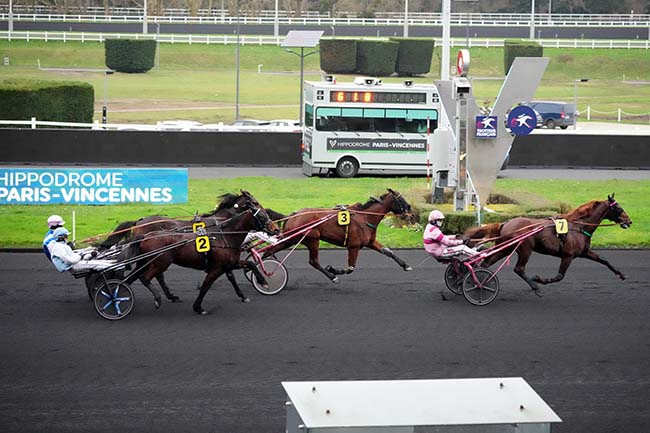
[366, 222, 377, 229]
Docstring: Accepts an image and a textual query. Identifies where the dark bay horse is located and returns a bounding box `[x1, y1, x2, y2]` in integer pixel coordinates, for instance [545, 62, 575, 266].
[121, 193, 279, 315]
[464, 194, 632, 292]
[100, 191, 264, 304]
[262, 188, 419, 282]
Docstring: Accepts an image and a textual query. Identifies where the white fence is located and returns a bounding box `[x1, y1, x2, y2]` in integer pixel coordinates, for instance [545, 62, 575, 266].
[1, 11, 650, 27]
[586, 106, 650, 123]
[2, 31, 649, 49]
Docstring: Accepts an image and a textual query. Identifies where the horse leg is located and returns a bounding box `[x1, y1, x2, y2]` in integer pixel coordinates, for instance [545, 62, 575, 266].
[138, 275, 163, 310]
[581, 249, 626, 280]
[532, 256, 573, 285]
[303, 238, 339, 283]
[193, 270, 224, 315]
[155, 273, 182, 303]
[511, 248, 541, 292]
[368, 240, 412, 271]
[225, 270, 250, 303]
[325, 247, 360, 275]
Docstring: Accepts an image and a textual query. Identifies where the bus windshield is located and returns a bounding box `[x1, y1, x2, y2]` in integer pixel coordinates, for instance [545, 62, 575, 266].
[314, 107, 438, 134]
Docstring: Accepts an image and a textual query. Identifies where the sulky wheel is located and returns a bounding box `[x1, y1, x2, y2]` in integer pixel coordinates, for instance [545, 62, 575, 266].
[93, 279, 134, 320]
[443, 262, 468, 295]
[462, 268, 499, 306]
[250, 259, 289, 296]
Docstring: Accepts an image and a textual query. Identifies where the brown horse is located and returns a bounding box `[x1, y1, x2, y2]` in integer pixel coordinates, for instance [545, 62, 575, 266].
[121, 192, 280, 314]
[100, 191, 263, 304]
[262, 188, 419, 282]
[464, 194, 632, 292]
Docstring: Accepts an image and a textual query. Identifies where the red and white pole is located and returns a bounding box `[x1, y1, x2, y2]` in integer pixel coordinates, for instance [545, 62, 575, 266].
[426, 117, 431, 189]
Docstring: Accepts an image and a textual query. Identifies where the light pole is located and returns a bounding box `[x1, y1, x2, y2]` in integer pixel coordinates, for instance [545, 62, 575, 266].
[102, 70, 114, 125]
[573, 78, 588, 130]
[403, 0, 409, 37]
[8, 0, 13, 33]
[143, 0, 148, 34]
[235, 0, 240, 121]
[441, 0, 451, 80]
[155, 22, 160, 69]
[529, 0, 535, 39]
[274, 0, 279, 39]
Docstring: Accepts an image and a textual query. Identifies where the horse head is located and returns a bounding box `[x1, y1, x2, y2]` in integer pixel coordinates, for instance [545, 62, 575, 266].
[386, 188, 418, 224]
[607, 193, 632, 229]
[239, 190, 281, 235]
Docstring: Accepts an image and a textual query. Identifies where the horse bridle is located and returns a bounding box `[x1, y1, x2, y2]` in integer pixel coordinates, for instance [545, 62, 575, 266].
[241, 201, 275, 234]
[389, 191, 410, 218]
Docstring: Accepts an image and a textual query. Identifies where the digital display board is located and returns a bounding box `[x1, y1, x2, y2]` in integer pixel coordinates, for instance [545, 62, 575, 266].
[330, 91, 427, 104]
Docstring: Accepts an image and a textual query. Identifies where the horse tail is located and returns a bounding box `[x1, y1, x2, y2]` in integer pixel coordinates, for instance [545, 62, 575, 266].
[97, 220, 137, 250]
[118, 236, 142, 262]
[464, 222, 502, 241]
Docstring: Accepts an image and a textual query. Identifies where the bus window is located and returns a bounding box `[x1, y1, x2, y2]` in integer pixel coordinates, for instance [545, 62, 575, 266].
[304, 104, 314, 127]
[315, 107, 438, 133]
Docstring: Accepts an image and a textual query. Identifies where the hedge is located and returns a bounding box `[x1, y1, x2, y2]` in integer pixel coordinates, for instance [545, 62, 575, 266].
[356, 40, 399, 76]
[0, 79, 94, 123]
[390, 37, 434, 76]
[105, 39, 156, 73]
[503, 39, 543, 74]
[319, 39, 357, 74]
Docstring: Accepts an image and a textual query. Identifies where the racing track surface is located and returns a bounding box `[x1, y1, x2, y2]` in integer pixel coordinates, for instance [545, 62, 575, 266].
[0, 250, 649, 433]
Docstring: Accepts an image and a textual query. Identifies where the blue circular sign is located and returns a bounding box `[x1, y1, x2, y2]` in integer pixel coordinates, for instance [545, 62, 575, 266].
[506, 105, 537, 136]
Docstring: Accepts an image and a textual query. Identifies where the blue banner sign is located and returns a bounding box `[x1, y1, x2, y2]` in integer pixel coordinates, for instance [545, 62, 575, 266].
[0, 168, 188, 205]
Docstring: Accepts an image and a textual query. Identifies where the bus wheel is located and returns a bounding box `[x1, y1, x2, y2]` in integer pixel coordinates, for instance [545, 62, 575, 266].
[335, 157, 359, 178]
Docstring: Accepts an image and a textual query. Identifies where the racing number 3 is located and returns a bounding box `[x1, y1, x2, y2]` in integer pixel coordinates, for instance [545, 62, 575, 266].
[195, 236, 211, 253]
[337, 210, 351, 226]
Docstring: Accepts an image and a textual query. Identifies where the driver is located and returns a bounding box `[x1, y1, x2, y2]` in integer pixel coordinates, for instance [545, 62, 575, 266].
[43, 214, 65, 261]
[49, 227, 118, 273]
[423, 210, 477, 259]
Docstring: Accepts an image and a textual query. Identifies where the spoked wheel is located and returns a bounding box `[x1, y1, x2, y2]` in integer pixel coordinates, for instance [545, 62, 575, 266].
[443, 262, 468, 295]
[85, 270, 125, 300]
[462, 268, 499, 306]
[245, 259, 289, 296]
[93, 279, 134, 320]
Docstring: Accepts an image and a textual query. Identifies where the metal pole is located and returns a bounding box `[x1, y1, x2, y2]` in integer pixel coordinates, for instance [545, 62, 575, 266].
[274, 0, 279, 39]
[143, 0, 148, 34]
[573, 78, 588, 130]
[529, 0, 535, 39]
[403, 0, 408, 37]
[299, 48, 304, 125]
[235, 1, 240, 120]
[155, 22, 160, 68]
[102, 71, 113, 124]
[548, 0, 552, 23]
[441, 0, 451, 80]
[8, 0, 13, 33]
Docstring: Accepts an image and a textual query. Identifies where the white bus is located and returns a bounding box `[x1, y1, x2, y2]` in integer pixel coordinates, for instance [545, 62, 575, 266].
[301, 76, 450, 178]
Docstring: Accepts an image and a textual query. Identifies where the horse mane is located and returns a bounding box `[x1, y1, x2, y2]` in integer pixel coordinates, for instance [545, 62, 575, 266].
[202, 193, 240, 216]
[562, 200, 602, 220]
[358, 195, 383, 210]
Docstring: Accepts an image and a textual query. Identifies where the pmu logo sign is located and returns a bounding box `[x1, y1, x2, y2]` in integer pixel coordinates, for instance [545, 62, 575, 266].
[475, 116, 497, 138]
[507, 105, 537, 135]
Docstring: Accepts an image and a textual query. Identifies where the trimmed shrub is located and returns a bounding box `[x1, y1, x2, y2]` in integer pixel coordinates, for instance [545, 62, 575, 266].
[390, 37, 434, 76]
[319, 39, 357, 74]
[0, 79, 94, 123]
[105, 39, 156, 73]
[356, 40, 399, 76]
[503, 39, 543, 74]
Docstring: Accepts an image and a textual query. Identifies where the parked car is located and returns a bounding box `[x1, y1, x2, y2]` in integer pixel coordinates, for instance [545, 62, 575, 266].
[268, 119, 302, 132]
[523, 101, 576, 129]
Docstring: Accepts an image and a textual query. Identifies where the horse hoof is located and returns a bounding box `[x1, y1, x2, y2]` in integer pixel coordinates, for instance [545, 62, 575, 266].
[200, 310, 209, 315]
[242, 297, 251, 303]
[154, 299, 161, 310]
[331, 277, 339, 283]
[404, 266, 413, 271]
[619, 274, 626, 280]
[171, 297, 182, 303]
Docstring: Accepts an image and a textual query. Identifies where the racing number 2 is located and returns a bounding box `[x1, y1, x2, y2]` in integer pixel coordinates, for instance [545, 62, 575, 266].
[195, 236, 211, 253]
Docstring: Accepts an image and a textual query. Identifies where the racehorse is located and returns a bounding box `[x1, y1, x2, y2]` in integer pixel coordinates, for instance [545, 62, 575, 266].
[121, 192, 279, 315]
[464, 194, 632, 292]
[262, 188, 419, 282]
[100, 191, 266, 304]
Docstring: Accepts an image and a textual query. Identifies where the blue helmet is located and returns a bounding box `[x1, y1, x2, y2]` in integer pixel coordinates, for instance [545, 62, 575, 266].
[53, 227, 70, 239]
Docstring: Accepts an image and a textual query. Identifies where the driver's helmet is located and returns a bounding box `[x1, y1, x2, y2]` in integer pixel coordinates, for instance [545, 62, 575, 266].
[428, 210, 445, 222]
[53, 227, 70, 240]
[47, 214, 65, 228]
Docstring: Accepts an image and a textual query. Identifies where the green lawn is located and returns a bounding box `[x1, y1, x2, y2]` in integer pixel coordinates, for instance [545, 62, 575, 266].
[2, 177, 647, 249]
[1, 41, 649, 124]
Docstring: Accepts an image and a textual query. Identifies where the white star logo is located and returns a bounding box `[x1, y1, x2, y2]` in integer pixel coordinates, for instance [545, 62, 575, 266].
[480, 117, 495, 129]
